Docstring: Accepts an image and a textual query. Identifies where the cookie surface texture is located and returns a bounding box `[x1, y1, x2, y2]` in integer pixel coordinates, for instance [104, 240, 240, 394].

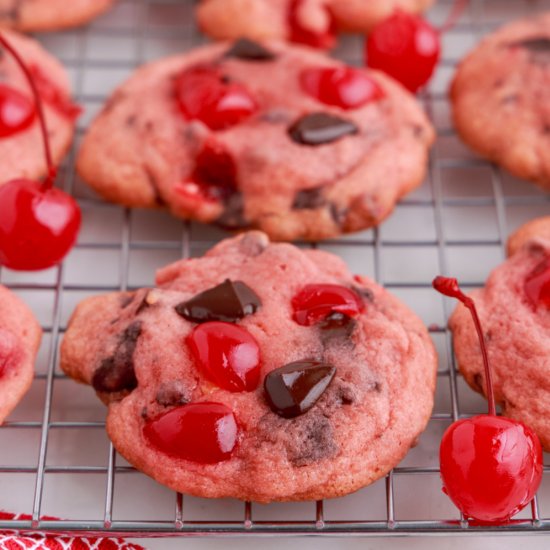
[1, 30, 77, 183]
[77, 40, 434, 242]
[452, 13, 550, 190]
[61, 231, 438, 502]
[0, 0, 114, 31]
[0, 285, 42, 423]
[450, 220, 550, 450]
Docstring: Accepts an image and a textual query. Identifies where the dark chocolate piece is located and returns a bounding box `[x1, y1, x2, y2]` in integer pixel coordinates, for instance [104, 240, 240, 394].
[156, 381, 190, 407]
[264, 360, 336, 418]
[225, 39, 276, 61]
[92, 321, 143, 394]
[289, 113, 358, 146]
[513, 37, 550, 53]
[318, 312, 357, 344]
[216, 193, 250, 229]
[175, 279, 261, 323]
[292, 188, 326, 210]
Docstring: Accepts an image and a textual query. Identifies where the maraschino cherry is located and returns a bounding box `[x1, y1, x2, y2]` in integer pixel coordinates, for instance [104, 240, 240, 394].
[0, 32, 81, 271]
[433, 276, 543, 523]
[365, 0, 468, 92]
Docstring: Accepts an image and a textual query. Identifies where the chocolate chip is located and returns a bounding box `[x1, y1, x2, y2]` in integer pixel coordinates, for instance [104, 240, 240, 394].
[264, 360, 336, 418]
[288, 415, 337, 467]
[353, 286, 374, 303]
[156, 381, 189, 407]
[292, 188, 326, 210]
[92, 321, 143, 394]
[329, 203, 347, 226]
[175, 279, 261, 323]
[288, 113, 358, 146]
[225, 39, 276, 61]
[513, 36, 550, 53]
[318, 312, 357, 344]
[216, 192, 250, 229]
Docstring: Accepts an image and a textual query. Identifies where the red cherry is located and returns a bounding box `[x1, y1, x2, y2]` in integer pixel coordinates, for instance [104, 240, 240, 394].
[300, 66, 385, 109]
[433, 276, 543, 523]
[440, 415, 542, 523]
[366, 10, 440, 92]
[143, 402, 239, 463]
[187, 322, 261, 392]
[0, 84, 36, 137]
[292, 284, 363, 326]
[288, 0, 336, 49]
[0, 179, 81, 271]
[524, 257, 550, 308]
[176, 66, 257, 130]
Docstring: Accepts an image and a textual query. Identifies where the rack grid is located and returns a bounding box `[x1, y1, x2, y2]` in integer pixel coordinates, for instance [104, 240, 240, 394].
[1, 0, 550, 539]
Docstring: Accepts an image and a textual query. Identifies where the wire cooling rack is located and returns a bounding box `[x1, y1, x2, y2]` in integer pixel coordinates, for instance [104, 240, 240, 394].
[1, 0, 550, 539]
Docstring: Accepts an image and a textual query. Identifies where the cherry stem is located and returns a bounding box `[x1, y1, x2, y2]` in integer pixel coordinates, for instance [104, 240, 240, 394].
[433, 276, 496, 416]
[0, 31, 56, 190]
[438, 0, 470, 34]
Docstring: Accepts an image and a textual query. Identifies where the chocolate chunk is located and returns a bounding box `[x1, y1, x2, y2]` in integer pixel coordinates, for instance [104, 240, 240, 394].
[289, 113, 358, 146]
[156, 381, 189, 407]
[329, 203, 347, 226]
[225, 39, 276, 61]
[92, 321, 143, 394]
[288, 415, 337, 467]
[513, 37, 550, 53]
[175, 279, 261, 323]
[216, 193, 250, 229]
[264, 360, 336, 418]
[293, 188, 326, 210]
[318, 312, 357, 344]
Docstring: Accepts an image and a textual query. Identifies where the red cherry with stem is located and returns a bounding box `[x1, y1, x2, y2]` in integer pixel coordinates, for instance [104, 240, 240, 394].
[300, 66, 385, 109]
[433, 276, 543, 524]
[524, 257, 550, 308]
[292, 284, 364, 326]
[143, 402, 239, 463]
[366, 10, 440, 93]
[176, 66, 257, 130]
[288, 0, 336, 49]
[0, 31, 81, 271]
[0, 83, 36, 137]
[187, 322, 261, 392]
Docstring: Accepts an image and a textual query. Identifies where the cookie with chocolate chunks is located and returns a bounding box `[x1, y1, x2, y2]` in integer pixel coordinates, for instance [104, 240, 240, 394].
[0, 285, 41, 423]
[77, 40, 434, 241]
[450, 217, 550, 450]
[452, 13, 550, 190]
[1, 30, 78, 184]
[0, 0, 114, 32]
[61, 231, 437, 502]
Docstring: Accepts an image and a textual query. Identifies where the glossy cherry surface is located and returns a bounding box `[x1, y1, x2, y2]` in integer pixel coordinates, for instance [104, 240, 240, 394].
[0, 179, 81, 271]
[366, 10, 440, 92]
[143, 402, 238, 463]
[292, 284, 363, 326]
[176, 66, 257, 130]
[524, 257, 550, 308]
[187, 322, 261, 392]
[440, 415, 542, 523]
[0, 83, 36, 138]
[300, 66, 385, 110]
[288, 0, 336, 49]
[433, 276, 543, 523]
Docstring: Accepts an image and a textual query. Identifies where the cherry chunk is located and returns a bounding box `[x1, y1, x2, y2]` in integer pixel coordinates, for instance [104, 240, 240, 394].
[187, 322, 261, 392]
[524, 257, 550, 308]
[264, 360, 336, 418]
[301, 66, 384, 110]
[0, 84, 36, 138]
[175, 279, 261, 323]
[292, 284, 363, 326]
[176, 65, 257, 130]
[143, 402, 239, 463]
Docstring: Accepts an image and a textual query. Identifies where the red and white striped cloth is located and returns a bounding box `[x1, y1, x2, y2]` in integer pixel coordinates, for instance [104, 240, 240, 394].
[0, 513, 145, 550]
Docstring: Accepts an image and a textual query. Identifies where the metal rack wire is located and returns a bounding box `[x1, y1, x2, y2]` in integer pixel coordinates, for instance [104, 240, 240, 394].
[1, 0, 550, 538]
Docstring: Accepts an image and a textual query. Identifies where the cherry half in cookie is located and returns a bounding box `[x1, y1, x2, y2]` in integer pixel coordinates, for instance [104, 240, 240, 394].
[524, 257, 550, 308]
[143, 402, 239, 463]
[0, 32, 81, 271]
[433, 276, 543, 524]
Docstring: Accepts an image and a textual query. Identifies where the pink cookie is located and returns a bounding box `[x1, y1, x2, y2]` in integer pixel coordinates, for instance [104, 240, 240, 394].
[0, 285, 42, 423]
[77, 40, 434, 242]
[61, 232, 437, 502]
[0, 0, 114, 32]
[1, 30, 78, 184]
